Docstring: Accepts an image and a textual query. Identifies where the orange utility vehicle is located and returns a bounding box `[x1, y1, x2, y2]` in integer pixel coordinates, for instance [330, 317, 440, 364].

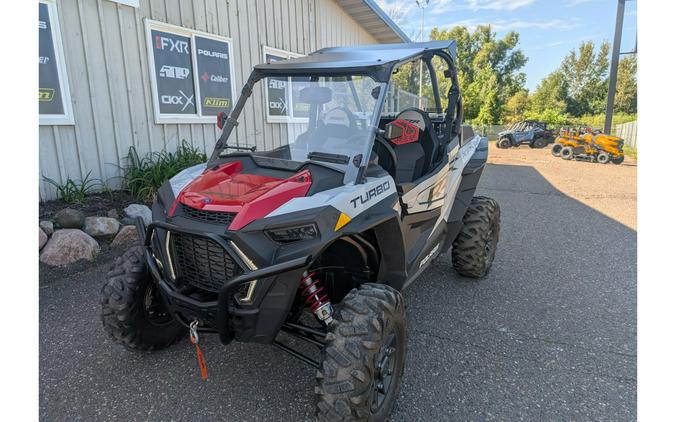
[552, 127, 624, 164]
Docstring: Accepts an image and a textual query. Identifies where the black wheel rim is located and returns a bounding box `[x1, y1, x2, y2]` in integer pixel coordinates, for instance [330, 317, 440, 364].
[143, 283, 174, 326]
[370, 330, 398, 413]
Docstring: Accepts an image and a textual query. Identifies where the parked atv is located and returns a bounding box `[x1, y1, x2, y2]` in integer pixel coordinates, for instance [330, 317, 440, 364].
[101, 41, 500, 421]
[496, 120, 555, 149]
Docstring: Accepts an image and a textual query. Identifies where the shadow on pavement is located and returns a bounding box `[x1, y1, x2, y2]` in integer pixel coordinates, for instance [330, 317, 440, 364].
[39, 163, 637, 421]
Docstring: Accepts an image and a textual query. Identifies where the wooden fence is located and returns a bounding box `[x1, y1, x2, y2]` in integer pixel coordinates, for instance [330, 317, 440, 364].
[615, 121, 637, 148]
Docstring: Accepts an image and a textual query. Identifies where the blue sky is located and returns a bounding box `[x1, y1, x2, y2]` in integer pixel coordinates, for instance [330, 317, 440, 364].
[374, 0, 637, 91]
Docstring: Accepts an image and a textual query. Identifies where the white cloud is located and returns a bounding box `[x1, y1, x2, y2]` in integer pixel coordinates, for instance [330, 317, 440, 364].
[567, 0, 595, 6]
[435, 0, 537, 13]
[428, 18, 579, 33]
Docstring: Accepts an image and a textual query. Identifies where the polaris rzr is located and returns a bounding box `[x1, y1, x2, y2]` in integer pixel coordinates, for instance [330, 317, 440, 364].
[497, 120, 555, 149]
[101, 41, 500, 421]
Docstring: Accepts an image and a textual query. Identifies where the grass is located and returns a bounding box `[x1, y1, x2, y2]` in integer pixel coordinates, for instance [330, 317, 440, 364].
[623, 145, 637, 160]
[123, 141, 207, 202]
[43, 171, 107, 204]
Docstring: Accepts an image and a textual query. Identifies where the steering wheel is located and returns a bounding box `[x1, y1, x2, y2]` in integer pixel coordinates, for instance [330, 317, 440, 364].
[373, 135, 397, 177]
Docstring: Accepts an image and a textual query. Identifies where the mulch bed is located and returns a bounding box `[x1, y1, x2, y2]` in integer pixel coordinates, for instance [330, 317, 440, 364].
[39, 191, 147, 221]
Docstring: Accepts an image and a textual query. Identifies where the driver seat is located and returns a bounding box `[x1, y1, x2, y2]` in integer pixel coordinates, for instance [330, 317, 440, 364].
[395, 108, 440, 176]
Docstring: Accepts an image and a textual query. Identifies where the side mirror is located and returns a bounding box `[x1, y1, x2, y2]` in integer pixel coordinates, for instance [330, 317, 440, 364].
[216, 111, 228, 130]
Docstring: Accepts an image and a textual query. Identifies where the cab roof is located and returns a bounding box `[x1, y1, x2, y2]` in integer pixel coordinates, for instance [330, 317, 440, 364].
[253, 41, 456, 82]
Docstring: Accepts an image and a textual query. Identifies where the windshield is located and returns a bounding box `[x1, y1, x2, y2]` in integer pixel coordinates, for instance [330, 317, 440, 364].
[219, 75, 386, 183]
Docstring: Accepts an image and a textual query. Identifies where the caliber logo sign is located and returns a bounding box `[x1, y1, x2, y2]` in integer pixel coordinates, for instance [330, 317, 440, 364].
[39, 2, 65, 115]
[195, 36, 233, 115]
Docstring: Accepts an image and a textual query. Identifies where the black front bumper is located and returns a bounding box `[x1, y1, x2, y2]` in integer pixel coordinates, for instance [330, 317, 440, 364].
[138, 219, 310, 345]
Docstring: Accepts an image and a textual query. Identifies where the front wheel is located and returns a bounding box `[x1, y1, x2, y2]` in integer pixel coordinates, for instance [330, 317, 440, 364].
[316, 283, 406, 422]
[100, 246, 185, 351]
[560, 146, 574, 160]
[452, 196, 501, 278]
[551, 143, 563, 157]
[497, 137, 512, 149]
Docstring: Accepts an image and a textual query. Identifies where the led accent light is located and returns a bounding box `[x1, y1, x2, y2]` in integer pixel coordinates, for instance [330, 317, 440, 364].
[266, 224, 319, 243]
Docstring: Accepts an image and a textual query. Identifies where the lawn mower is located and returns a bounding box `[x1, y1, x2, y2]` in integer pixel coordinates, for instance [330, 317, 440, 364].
[552, 127, 624, 164]
[496, 120, 555, 149]
[100, 41, 500, 421]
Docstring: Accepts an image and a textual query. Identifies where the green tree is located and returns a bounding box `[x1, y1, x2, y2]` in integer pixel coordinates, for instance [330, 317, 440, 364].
[530, 70, 567, 114]
[615, 55, 637, 114]
[429, 25, 527, 123]
[559, 41, 610, 116]
[502, 90, 531, 123]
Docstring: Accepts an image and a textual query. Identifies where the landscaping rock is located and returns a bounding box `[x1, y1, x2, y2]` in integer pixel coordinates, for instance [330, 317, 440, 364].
[120, 217, 136, 226]
[39, 228, 48, 250]
[111, 225, 139, 247]
[39, 229, 100, 266]
[107, 209, 120, 220]
[124, 204, 152, 225]
[54, 208, 85, 229]
[40, 220, 54, 236]
[83, 216, 120, 238]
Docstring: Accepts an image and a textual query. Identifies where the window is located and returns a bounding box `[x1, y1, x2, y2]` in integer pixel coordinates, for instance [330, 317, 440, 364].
[262, 47, 307, 123]
[39, 0, 74, 125]
[145, 19, 236, 124]
[383, 59, 438, 116]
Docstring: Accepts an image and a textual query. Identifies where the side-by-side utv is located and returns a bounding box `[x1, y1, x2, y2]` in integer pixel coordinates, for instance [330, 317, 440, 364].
[101, 41, 501, 421]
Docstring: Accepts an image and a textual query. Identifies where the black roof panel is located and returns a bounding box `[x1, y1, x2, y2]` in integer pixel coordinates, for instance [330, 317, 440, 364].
[253, 41, 456, 80]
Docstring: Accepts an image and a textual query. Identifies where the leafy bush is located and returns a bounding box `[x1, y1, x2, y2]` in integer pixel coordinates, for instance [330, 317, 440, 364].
[43, 171, 106, 204]
[123, 141, 207, 202]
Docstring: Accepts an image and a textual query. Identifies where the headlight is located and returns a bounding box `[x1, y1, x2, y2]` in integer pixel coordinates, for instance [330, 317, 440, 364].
[265, 224, 319, 243]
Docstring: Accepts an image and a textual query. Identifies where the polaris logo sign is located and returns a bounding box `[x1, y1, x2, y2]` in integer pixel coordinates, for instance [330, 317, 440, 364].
[350, 181, 391, 208]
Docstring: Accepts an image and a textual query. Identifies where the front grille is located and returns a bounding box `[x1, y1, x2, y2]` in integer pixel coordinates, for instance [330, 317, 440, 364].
[169, 232, 243, 292]
[181, 205, 236, 228]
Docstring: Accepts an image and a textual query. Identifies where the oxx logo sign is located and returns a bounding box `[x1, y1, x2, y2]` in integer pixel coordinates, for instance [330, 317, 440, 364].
[161, 90, 194, 111]
[349, 181, 391, 208]
[155, 35, 189, 54]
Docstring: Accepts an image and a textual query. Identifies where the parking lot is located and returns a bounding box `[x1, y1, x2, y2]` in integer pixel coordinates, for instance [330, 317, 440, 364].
[39, 145, 637, 421]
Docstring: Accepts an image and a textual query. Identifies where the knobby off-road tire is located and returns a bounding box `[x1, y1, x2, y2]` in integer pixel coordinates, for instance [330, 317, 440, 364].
[101, 246, 185, 351]
[316, 283, 406, 422]
[560, 146, 574, 160]
[551, 143, 563, 157]
[451, 196, 501, 278]
[533, 138, 547, 148]
[497, 137, 512, 149]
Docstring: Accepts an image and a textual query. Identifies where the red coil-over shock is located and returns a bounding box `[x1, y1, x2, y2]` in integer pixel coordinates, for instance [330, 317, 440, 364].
[299, 271, 334, 325]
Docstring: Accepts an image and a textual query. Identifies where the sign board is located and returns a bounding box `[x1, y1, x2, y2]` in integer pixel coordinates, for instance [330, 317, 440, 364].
[195, 36, 234, 116]
[39, 1, 73, 125]
[263, 47, 306, 123]
[145, 20, 235, 124]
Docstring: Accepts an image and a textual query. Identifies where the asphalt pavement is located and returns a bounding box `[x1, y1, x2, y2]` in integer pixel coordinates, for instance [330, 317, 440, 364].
[39, 146, 637, 421]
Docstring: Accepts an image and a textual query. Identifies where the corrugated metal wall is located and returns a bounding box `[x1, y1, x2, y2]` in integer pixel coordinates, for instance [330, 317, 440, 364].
[39, 0, 378, 200]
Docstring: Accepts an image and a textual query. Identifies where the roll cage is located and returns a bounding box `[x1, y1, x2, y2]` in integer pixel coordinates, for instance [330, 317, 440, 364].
[207, 41, 462, 185]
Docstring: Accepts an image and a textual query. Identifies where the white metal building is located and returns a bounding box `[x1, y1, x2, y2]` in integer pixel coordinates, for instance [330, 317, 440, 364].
[38, 0, 409, 200]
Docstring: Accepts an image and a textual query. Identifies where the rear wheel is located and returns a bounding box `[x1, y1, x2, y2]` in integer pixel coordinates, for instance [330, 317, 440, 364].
[316, 283, 406, 422]
[498, 137, 512, 149]
[533, 138, 547, 148]
[451, 196, 501, 278]
[560, 146, 574, 160]
[611, 155, 625, 165]
[597, 152, 610, 164]
[100, 246, 185, 351]
[551, 143, 563, 157]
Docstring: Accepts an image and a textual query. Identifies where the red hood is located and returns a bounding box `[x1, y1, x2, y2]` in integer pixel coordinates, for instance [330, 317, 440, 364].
[171, 161, 312, 230]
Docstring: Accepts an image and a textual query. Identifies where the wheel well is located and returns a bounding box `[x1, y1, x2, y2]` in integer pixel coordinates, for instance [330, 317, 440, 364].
[310, 231, 380, 304]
